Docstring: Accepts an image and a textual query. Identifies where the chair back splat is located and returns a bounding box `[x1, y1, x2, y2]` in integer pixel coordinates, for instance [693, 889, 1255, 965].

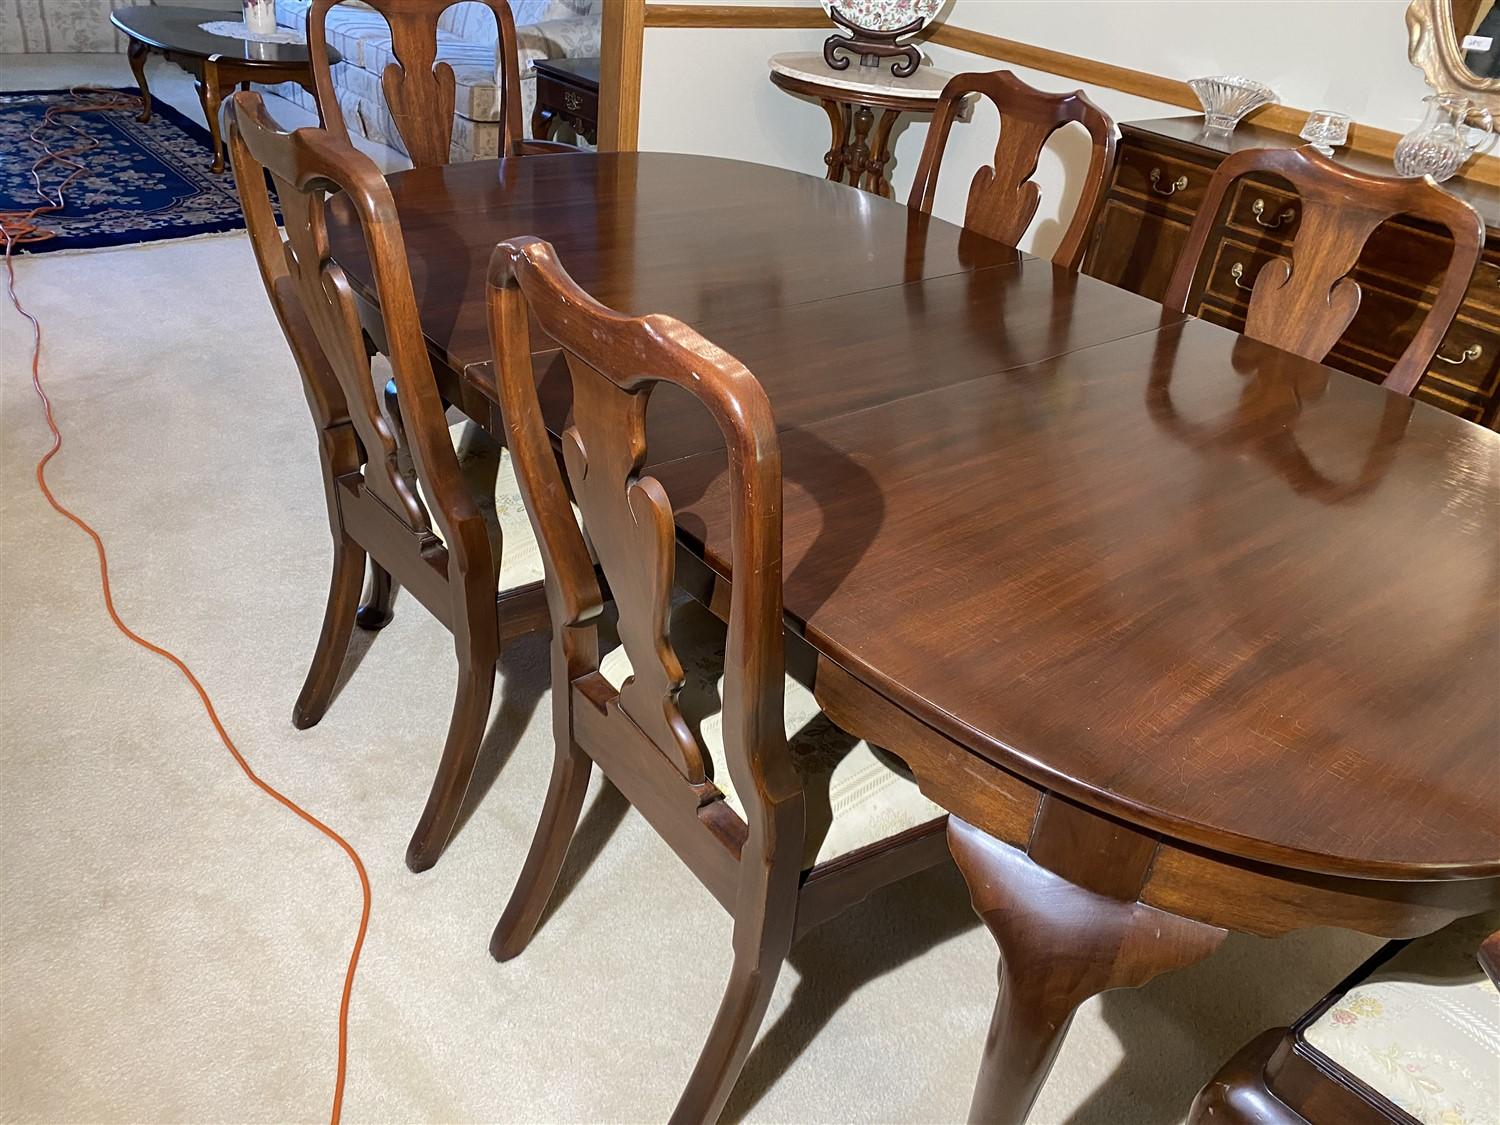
[307, 0, 524, 165]
[1163, 145, 1485, 396]
[228, 91, 484, 575]
[907, 69, 1116, 269]
[488, 235, 803, 870]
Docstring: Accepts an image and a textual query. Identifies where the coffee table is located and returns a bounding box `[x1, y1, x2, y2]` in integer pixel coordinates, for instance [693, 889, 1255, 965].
[109, 5, 338, 173]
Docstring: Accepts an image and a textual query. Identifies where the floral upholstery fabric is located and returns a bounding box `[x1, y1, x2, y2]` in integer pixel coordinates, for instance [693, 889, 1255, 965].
[268, 0, 599, 160]
[1304, 911, 1500, 1125]
[599, 600, 947, 871]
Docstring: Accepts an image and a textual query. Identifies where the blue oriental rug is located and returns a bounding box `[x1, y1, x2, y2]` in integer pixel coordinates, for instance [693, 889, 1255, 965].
[0, 87, 260, 254]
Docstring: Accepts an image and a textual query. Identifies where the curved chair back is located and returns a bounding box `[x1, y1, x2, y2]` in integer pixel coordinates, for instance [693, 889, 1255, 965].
[1162, 145, 1485, 396]
[907, 69, 1116, 269]
[308, 0, 523, 166]
[487, 235, 803, 867]
[226, 90, 490, 587]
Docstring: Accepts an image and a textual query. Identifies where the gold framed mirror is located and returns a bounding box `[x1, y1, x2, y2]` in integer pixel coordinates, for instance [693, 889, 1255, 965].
[1408, 0, 1500, 110]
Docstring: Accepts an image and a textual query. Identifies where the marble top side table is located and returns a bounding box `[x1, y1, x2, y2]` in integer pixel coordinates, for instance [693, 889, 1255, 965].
[769, 51, 952, 198]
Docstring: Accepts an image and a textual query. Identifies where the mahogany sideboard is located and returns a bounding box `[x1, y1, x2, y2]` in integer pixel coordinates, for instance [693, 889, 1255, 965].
[1083, 116, 1500, 428]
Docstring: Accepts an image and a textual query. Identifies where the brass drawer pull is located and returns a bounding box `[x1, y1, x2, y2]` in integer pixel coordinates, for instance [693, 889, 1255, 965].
[1149, 167, 1188, 196]
[1251, 197, 1296, 228]
[1435, 343, 1484, 365]
[1229, 262, 1256, 291]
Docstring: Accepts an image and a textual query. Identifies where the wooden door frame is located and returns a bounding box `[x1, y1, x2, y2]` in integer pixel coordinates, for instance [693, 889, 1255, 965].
[599, 0, 646, 151]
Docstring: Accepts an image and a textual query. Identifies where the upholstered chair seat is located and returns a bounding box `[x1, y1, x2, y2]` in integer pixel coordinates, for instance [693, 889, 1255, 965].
[1302, 911, 1500, 1125]
[600, 599, 946, 870]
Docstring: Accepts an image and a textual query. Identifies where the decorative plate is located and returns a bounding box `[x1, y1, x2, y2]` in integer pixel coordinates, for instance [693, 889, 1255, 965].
[821, 0, 943, 34]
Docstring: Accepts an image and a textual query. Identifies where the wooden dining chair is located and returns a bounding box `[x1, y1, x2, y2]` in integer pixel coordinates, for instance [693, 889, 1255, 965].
[1162, 145, 1485, 398]
[907, 69, 1116, 269]
[486, 235, 951, 1123]
[1189, 911, 1500, 1124]
[306, 0, 576, 165]
[226, 90, 552, 872]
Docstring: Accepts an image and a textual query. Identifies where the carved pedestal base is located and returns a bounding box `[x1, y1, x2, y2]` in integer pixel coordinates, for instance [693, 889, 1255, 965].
[819, 99, 903, 197]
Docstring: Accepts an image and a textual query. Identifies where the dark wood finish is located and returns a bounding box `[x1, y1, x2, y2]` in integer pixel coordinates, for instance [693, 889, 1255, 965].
[1085, 116, 1500, 426]
[768, 68, 943, 197]
[908, 69, 1116, 269]
[323, 153, 1023, 393]
[1482, 929, 1500, 987]
[110, 4, 336, 173]
[485, 237, 947, 1123]
[1187, 1029, 1375, 1124]
[1162, 145, 1485, 397]
[329, 151, 1500, 1122]
[306, 0, 574, 164]
[532, 56, 599, 145]
[225, 92, 550, 873]
[822, 7, 923, 78]
[649, 317, 1500, 880]
[950, 812, 1227, 1124]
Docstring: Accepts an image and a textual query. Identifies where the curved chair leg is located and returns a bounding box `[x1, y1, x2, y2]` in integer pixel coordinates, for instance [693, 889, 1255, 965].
[670, 888, 798, 1125]
[490, 735, 592, 961]
[405, 652, 495, 872]
[293, 533, 365, 729]
[356, 560, 397, 630]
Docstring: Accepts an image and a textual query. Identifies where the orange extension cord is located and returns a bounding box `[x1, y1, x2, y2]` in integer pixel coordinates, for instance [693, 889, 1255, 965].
[1, 87, 369, 1125]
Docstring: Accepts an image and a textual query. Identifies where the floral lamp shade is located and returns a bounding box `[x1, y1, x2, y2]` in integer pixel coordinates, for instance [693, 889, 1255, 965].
[822, 0, 943, 78]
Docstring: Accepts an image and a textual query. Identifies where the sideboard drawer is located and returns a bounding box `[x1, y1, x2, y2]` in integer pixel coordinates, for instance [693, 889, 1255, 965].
[1226, 179, 1300, 241]
[1200, 239, 1280, 309]
[1112, 145, 1214, 215]
[1464, 257, 1500, 317]
[1427, 320, 1500, 396]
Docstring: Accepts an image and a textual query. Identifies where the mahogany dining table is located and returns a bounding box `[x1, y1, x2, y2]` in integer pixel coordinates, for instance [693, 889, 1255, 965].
[327, 152, 1500, 1123]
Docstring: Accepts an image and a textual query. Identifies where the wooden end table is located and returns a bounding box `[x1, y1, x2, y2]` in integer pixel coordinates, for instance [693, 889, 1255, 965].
[110, 5, 338, 174]
[768, 51, 952, 197]
[532, 57, 599, 146]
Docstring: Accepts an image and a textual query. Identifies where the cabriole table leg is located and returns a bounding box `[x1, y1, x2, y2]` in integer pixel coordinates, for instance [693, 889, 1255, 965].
[127, 39, 152, 122]
[193, 59, 226, 174]
[948, 806, 1227, 1124]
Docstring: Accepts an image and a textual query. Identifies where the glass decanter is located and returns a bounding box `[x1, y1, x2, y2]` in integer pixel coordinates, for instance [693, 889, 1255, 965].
[1393, 95, 1495, 182]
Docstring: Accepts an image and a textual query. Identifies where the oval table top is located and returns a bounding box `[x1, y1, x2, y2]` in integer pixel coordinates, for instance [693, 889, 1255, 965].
[109, 5, 334, 66]
[329, 151, 1500, 884]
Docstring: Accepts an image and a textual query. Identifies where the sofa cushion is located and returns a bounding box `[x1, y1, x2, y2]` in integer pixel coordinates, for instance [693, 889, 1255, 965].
[440, 0, 595, 45]
[599, 600, 946, 871]
[1304, 911, 1500, 1125]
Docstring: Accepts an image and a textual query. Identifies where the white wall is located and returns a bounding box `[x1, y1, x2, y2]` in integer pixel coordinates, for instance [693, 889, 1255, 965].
[637, 0, 1438, 257]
